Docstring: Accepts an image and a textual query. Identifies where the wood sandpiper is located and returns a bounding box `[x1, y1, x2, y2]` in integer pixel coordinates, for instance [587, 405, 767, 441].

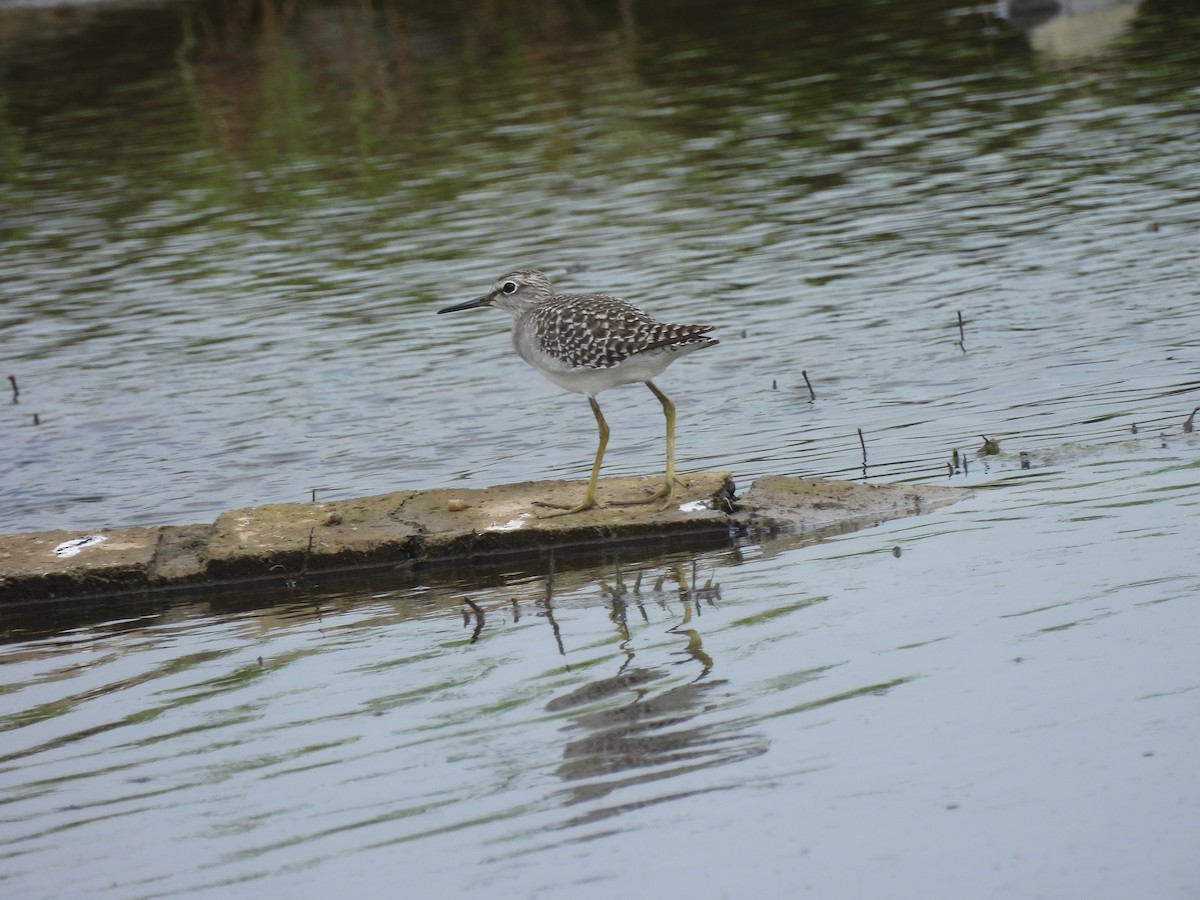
[438, 269, 718, 516]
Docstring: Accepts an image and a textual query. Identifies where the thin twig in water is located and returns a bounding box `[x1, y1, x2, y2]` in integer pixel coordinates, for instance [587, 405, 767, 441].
[956, 310, 966, 353]
[802, 369, 815, 402]
[270, 528, 315, 590]
[857, 427, 868, 476]
[299, 528, 314, 580]
[542, 550, 565, 656]
[7, 374, 18, 403]
[463, 598, 485, 644]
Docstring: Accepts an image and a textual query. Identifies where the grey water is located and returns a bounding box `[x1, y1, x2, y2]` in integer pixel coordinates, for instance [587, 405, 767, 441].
[2, 0, 1199, 896]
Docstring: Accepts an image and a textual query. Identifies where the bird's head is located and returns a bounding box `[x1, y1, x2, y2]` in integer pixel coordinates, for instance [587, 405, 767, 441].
[438, 269, 555, 318]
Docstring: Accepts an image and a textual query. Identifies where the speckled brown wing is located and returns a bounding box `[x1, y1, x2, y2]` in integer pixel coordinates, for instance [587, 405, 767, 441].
[529, 294, 715, 369]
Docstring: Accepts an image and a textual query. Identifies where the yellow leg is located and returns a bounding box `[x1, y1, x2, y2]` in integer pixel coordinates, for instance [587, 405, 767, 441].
[536, 396, 608, 517]
[648, 381, 676, 497]
[611, 380, 678, 506]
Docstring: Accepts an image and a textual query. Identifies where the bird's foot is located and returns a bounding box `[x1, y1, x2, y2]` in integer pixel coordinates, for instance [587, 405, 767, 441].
[533, 497, 599, 518]
[610, 479, 678, 510]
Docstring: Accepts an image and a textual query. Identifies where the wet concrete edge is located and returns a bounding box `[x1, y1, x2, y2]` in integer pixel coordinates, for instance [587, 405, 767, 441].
[0, 473, 971, 606]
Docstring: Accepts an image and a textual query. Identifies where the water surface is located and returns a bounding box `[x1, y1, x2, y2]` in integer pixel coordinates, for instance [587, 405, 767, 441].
[1, 0, 1199, 896]
[2, 0, 1196, 530]
[3, 445, 1198, 897]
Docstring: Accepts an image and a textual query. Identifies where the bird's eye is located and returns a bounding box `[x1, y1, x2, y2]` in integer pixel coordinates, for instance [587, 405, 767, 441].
[502, 281, 518, 294]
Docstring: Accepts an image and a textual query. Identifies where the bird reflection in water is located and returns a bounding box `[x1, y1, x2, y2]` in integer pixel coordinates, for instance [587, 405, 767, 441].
[543, 560, 767, 815]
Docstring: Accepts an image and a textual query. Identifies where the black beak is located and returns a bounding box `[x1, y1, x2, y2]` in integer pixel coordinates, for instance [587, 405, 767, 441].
[437, 295, 492, 314]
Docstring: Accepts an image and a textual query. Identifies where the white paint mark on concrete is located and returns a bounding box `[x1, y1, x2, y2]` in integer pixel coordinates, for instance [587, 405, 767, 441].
[487, 516, 531, 532]
[52, 535, 108, 558]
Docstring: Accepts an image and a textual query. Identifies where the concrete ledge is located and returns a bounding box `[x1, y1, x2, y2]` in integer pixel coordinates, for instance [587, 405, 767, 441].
[0, 473, 969, 604]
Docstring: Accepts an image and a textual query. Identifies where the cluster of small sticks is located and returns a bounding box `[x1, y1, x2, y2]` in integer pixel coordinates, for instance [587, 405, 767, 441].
[773, 311, 1196, 480]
